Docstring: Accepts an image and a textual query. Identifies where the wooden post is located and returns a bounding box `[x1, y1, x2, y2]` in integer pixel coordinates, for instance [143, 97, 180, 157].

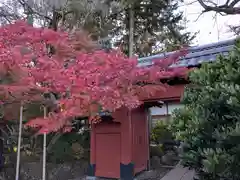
[42, 106, 47, 180]
[15, 104, 23, 180]
[146, 108, 151, 170]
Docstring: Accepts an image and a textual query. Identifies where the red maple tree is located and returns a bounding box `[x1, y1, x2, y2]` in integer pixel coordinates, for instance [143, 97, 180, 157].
[0, 21, 188, 134]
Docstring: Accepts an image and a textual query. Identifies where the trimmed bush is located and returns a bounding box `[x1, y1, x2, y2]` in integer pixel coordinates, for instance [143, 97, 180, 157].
[171, 40, 240, 180]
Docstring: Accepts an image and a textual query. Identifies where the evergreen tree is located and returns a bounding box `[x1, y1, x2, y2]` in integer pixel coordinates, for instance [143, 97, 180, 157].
[110, 0, 196, 56]
[171, 39, 240, 180]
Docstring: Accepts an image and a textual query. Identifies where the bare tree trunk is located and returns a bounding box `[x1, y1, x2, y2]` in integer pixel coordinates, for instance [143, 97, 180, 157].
[128, 6, 134, 57]
[24, 2, 34, 25]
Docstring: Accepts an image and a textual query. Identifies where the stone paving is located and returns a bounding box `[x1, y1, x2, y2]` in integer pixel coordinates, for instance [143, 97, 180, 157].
[160, 164, 195, 180]
[84, 164, 195, 180]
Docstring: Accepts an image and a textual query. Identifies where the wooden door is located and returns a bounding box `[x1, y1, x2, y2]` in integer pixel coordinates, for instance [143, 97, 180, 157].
[95, 133, 121, 178]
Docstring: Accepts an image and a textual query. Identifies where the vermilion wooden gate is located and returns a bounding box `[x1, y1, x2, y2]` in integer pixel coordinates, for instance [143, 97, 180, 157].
[95, 122, 121, 178]
[88, 107, 150, 179]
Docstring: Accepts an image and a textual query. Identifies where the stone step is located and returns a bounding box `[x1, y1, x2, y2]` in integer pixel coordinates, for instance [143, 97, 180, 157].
[160, 164, 195, 180]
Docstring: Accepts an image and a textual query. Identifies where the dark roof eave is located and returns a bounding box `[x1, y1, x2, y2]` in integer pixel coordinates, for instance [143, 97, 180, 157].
[138, 38, 236, 68]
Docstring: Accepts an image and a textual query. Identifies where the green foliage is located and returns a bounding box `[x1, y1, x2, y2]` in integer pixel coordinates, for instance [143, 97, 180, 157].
[48, 131, 90, 163]
[150, 144, 164, 157]
[150, 121, 169, 158]
[150, 120, 179, 154]
[171, 39, 240, 180]
[170, 107, 193, 141]
[151, 120, 173, 144]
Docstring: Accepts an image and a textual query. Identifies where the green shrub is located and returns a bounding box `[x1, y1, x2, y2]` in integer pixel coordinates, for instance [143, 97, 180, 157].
[171, 39, 240, 180]
[48, 130, 90, 163]
[151, 120, 173, 144]
[170, 107, 193, 141]
[150, 120, 178, 154]
[150, 144, 164, 157]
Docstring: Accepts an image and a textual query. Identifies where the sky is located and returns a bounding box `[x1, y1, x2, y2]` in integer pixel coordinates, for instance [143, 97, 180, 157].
[181, 0, 240, 46]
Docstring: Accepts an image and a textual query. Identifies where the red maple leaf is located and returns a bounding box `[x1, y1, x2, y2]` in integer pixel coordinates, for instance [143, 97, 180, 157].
[0, 20, 188, 133]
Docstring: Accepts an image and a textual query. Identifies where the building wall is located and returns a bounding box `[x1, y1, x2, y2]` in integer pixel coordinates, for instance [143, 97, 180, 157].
[149, 101, 184, 128]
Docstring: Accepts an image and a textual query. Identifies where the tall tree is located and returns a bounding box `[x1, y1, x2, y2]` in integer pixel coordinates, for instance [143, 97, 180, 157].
[109, 0, 196, 57]
[0, 0, 111, 36]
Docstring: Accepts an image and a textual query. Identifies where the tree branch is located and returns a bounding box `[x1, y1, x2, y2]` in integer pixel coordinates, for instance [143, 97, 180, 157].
[229, 0, 240, 7]
[17, 0, 52, 21]
[46, 133, 62, 153]
[197, 0, 240, 14]
[0, 6, 21, 23]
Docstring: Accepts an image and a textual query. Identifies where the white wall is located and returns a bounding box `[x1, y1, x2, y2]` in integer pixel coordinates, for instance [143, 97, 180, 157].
[150, 104, 167, 115]
[149, 102, 184, 128]
[149, 102, 184, 116]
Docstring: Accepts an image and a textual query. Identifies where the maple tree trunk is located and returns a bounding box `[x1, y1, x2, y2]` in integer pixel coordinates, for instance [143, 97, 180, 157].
[46, 133, 62, 153]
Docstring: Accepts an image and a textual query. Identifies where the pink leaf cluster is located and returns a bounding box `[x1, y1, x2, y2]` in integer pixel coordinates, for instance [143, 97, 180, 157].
[0, 21, 188, 133]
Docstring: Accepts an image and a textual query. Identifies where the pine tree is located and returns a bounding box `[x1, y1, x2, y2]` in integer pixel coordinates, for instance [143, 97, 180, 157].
[110, 0, 196, 56]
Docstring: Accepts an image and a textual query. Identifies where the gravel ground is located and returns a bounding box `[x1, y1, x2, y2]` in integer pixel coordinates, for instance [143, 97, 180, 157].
[135, 167, 172, 180]
[75, 167, 172, 180]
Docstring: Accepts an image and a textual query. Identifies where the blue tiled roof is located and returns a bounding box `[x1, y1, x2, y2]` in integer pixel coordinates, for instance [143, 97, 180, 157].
[138, 38, 236, 68]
